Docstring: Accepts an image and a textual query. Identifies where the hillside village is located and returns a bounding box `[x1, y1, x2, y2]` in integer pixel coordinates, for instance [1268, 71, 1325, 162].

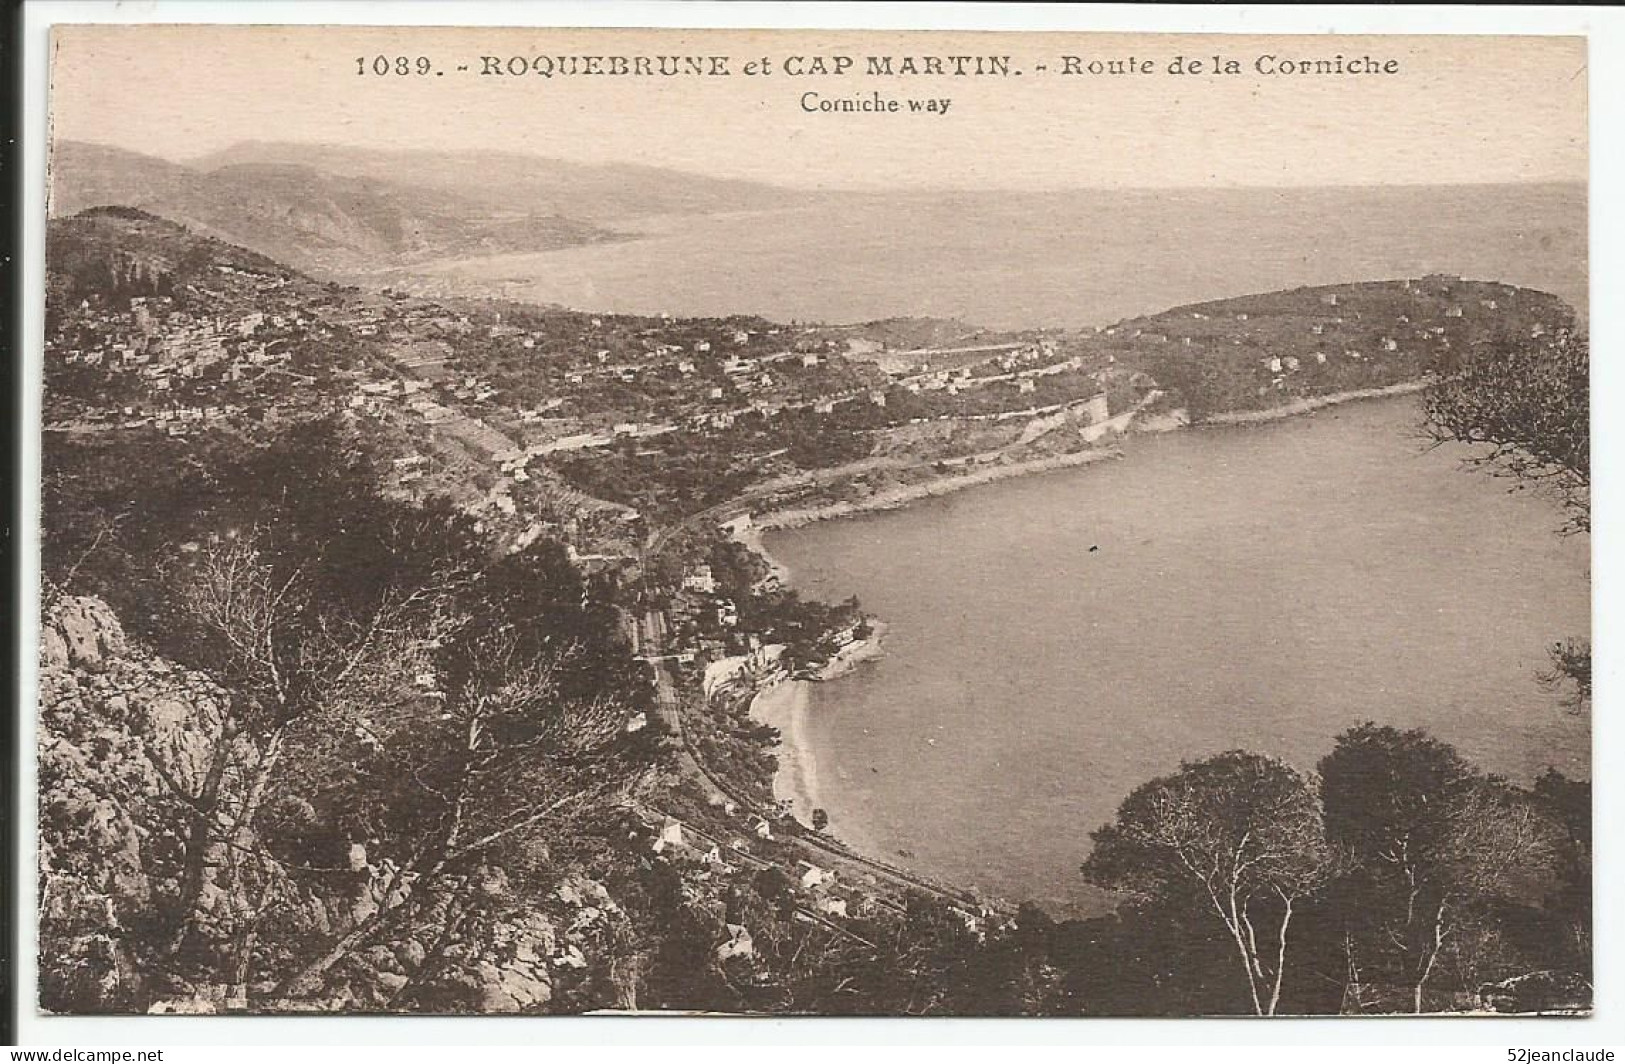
[38, 207, 1586, 1015]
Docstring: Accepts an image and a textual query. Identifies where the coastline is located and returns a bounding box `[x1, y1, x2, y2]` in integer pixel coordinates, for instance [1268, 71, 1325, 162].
[756, 447, 1124, 531]
[1199, 379, 1428, 426]
[744, 619, 889, 823]
[813, 619, 889, 682]
[749, 678, 820, 821]
[753, 380, 1428, 532]
[727, 520, 792, 586]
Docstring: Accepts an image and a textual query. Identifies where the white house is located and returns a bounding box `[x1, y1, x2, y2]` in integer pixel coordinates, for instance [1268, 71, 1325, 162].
[798, 861, 833, 891]
[683, 565, 719, 595]
[716, 924, 754, 961]
[653, 817, 686, 854]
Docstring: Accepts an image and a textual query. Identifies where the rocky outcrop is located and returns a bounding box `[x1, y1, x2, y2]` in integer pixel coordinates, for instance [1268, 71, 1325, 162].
[40, 595, 127, 672]
[38, 595, 238, 1012]
[36, 595, 640, 1014]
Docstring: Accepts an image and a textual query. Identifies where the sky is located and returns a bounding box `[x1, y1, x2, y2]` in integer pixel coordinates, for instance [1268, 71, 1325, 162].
[48, 25, 1588, 190]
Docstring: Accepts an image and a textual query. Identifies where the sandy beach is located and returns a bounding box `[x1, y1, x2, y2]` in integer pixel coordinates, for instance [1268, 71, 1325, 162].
[750, 679, 820, 820]
[728, 521, 792, 585]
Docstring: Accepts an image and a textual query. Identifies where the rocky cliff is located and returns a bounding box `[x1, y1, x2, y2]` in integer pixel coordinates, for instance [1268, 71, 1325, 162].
[37, 595, 637, 1014]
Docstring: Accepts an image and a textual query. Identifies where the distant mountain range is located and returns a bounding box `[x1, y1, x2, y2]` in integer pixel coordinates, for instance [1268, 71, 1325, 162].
[48, 140, 806, 278]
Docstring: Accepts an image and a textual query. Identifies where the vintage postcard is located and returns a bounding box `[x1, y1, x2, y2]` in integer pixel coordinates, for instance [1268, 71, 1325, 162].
[35, 23, 1589, 1018]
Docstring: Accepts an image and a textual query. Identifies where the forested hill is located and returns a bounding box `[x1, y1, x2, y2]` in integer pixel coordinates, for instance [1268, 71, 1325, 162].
[47, 206, 308, 302]
[1100, 276, 1576, 419]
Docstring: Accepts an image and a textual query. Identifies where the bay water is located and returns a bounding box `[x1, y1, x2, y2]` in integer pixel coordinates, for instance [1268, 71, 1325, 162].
[764, 398, 1590, 915]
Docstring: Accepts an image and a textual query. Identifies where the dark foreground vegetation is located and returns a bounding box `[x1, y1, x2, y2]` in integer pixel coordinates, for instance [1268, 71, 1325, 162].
[39, 410, 1590, 1016]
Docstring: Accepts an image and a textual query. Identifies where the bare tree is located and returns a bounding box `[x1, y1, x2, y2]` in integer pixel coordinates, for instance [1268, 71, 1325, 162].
[155, 527, 457, 968]
[259, 622, 643, 1008]
[1423, 330, 1588, 532]
[1083, 751, 1337, 1015]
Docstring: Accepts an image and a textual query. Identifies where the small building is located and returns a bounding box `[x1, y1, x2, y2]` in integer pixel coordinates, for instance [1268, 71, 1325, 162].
[716, 923, 754, 962]
[816, 896, 849, 918]
[653, 817, 685, 854]
[683, 565, 719, 595]
[798, 861, 833, 891]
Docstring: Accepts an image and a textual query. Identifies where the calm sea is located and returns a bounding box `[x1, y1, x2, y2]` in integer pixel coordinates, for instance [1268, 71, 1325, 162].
[765, 398, 1590, 916]
[410, 184, 1586, 329]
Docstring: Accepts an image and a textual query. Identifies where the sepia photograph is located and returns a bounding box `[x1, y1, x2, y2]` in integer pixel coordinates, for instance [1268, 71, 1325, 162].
[28, 18, 1592, 1021]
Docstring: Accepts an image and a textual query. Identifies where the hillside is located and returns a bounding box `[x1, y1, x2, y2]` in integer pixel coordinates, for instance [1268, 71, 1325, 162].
[1092, 276, 1577, 420]
[47, 205, 310, 298]
[48, 140, 628, 277]
[193, 141, 808, 221]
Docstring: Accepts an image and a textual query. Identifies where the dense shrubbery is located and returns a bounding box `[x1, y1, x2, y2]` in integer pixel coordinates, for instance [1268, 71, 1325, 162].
[40, 418, 660, 1012]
